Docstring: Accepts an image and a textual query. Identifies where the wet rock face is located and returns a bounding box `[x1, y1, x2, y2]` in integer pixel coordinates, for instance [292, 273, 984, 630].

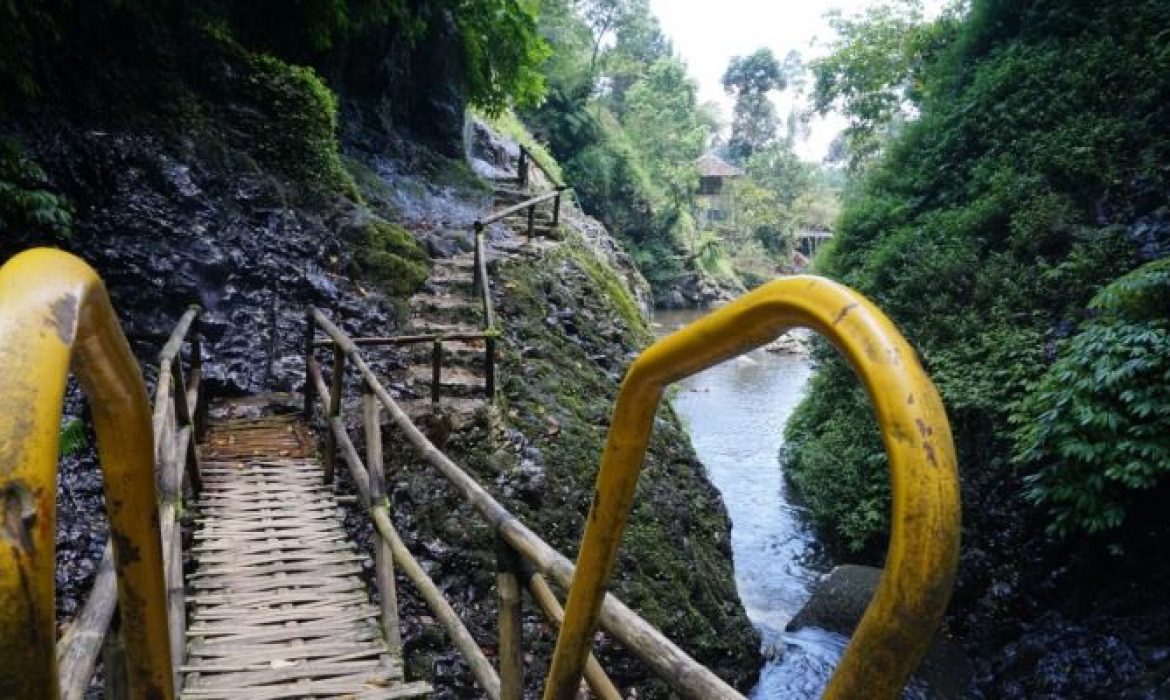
[3, 123, 397, 395]
[656, 269, 741, 310]
[980, 613, 1145, 698]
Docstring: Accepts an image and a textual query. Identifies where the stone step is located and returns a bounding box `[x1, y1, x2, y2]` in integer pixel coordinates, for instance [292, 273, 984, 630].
[406, 339, 487, 369]
[406, 364, 486, 398]
[400, 397, 488, 431]
[432, 255, 476, 270]
[406, 319, 483, 337]
[410, 293, 480, 313]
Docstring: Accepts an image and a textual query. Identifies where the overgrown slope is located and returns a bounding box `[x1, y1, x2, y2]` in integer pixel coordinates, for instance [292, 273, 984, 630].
[785, 1, 1170, 695]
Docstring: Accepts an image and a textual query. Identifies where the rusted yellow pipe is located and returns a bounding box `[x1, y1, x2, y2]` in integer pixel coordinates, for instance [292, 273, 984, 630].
[0, 248, 173, 699]
[544, 276, 960, 699]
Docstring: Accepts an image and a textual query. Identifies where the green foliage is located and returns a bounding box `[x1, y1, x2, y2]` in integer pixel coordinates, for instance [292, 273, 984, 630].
[0, 1, 60, 100]
[622, 58, 707, 198]
[1013, 260, 1170, 537]
[233, 51, 357, 202]
[59, 417, 87, 457]
[784, 372, 890, 552]
[786, 0, 1170, 553]
[722, 48, 793, 163]
[0, 140, 72, 237]
[454, 0, 550, 115]
[357, 218, 429, 296]
[811, 0, 964, 171]
[523, 0, 717, 294]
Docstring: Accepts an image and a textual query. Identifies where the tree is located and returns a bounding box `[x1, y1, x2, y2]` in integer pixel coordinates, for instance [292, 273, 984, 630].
[721, 48, 790, 163]
[810, 0, 963, 170]
[622, 57, 709, 200]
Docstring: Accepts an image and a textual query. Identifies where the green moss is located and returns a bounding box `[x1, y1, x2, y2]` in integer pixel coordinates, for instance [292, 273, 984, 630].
[563, 230, 648, 335]
[476, 237, 759, 694]
[357, 219, 429, 297]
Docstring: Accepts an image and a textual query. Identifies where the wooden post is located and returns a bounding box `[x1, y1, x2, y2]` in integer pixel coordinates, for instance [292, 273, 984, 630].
[497, 537, 523, 700]
[527, 205, 535, 243]
[170, 361, 201, 494]
[303, 308, 316, 418]
[364, 385, 402, 654]
[189, 307, 206, 442]
[431, 339, 442, 406]
[325, 342, 345, 485]
[526, 572, 622, 700]
[485, 335, 496, 401]
[473, 224, 483, 290]
[518, 148, 528, 189]
[552, 191, 562, 228]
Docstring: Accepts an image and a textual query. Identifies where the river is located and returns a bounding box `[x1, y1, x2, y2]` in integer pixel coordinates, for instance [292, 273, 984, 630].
[653, 309, 850, 699]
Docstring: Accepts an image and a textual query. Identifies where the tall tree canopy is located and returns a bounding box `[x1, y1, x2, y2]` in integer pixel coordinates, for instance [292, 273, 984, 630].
[721, 48, 791, 163]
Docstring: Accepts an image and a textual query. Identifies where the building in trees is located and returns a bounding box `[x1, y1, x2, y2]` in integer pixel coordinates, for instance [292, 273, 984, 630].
[696, 152, 742, 227]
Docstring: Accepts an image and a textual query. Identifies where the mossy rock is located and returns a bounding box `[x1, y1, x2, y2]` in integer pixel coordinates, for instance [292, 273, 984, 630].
[358, 219, 429, 297]
[196, 32, 357, 203]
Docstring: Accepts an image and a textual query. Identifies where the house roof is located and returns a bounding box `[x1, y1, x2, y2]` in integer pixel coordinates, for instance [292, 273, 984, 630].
[696, 153, 743, 178]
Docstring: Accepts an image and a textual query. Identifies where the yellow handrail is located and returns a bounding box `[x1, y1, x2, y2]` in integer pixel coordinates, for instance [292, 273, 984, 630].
[0, 248, 173, 699]
[545, 276, 961, 700]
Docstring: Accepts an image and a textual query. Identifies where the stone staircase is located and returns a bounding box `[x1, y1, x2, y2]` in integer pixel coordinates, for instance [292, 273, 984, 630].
[397, 178, 562, 426]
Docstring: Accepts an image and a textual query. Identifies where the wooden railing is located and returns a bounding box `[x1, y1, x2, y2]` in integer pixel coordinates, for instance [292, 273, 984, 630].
[304, 307, 741, 699]
[517, 144, 563, 191]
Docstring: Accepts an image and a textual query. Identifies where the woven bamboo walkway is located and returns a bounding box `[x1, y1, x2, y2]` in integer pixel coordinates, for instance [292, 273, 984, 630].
[181, 408, 431, 699]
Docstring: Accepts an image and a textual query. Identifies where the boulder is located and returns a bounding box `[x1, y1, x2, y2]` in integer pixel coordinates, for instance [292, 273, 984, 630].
[789, 565, 975, 698]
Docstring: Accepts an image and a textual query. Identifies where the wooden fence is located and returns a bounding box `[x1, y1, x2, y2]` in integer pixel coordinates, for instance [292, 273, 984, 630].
[304, 307, 742, 699]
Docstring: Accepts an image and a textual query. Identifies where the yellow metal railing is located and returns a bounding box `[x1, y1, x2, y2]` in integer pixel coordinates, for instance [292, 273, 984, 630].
[0, 249, 173, 699]
[546, 276, 961, 700]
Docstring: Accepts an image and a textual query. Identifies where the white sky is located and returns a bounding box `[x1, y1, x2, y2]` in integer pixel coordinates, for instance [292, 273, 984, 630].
[647, 0, 944, 161]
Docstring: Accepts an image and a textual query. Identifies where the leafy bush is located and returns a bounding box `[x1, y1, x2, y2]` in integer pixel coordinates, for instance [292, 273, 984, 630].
[0, 140, 71, 237]
[786, 0, 1170, 553]
[1013, 260, 1170, 537]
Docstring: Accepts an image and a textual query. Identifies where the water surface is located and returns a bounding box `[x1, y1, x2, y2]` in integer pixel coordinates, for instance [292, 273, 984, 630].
[653, 309, 849, 698]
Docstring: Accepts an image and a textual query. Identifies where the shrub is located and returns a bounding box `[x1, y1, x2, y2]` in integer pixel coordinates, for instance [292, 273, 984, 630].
[1013, 260, 1170, 537]
[0, 140, 71, 237]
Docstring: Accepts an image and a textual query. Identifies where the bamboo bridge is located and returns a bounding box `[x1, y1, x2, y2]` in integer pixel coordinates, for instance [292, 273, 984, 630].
[0, 153, 960, 699]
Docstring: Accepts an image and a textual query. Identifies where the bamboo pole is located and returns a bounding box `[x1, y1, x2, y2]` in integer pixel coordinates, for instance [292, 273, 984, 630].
[497, 538, 523, 700]
[485, 336, 496, 401]
[372, 507, 501, 700]
[475, 190, 559, 228]
[312, 333, 493, 349]
[431, 339, 442, 405]
[171, 360, 201, 494]
[364, 387, 402, 655]
[307, 355, 331, 410]
[325, 342, 345, 485]
[303, 309, 316, 418]
[525, 572, 621, 700]
[56, 542, 117, 700]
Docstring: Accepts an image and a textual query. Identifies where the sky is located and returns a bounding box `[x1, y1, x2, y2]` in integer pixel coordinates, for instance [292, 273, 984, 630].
[647, 0, 943, 161]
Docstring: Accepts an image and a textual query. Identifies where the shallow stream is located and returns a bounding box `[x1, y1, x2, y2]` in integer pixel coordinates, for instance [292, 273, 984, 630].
[653, 309, 850, 698]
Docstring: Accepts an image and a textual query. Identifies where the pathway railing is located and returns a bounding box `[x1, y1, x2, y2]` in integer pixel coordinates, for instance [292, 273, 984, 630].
[517, 144, 562, 191]
[305, 307, 741, 699]
[547, 276, 961, 700]
[0, 248, 186, 700]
